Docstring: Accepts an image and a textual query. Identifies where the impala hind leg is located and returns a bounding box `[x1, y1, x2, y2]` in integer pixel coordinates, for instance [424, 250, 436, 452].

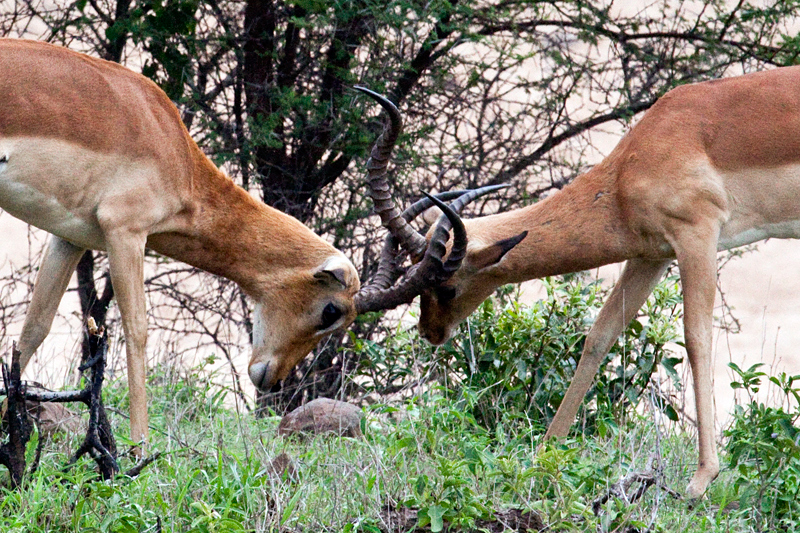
[105, 230, 149, 454]
[673, 230, 721, 500]
[18, 237, 86, 372]
[545, 258, 670, 438]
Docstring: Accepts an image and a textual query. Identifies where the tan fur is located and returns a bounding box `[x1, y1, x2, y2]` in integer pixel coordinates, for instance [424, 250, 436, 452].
[419, 66, 800, 499]
[0, 39, 360, 452]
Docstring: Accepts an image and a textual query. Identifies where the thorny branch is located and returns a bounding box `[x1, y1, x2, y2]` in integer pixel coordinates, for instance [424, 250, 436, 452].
[0, 323, 160, 487]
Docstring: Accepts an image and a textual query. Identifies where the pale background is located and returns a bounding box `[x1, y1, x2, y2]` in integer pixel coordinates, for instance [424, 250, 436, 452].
[4, 3, 800, 431]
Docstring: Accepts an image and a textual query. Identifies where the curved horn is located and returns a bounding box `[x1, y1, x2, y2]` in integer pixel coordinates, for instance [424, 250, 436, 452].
[354, 86, 428, 259]
[355, 192, 468, 314]
[366, 234, 403, 292]
[448, 184, 510, 214]
[422, 191, 468, 276]
[432, 184, 512, 274]
[355, 185, 513, 313]
[401, 190, 468, 221]
[403, 185, 509, 221]
[367, 190, 472, 293]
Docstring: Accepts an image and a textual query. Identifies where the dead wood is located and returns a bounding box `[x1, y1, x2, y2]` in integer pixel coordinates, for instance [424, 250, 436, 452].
[0, 322, 159, 487]
[591, 454, 683, 516]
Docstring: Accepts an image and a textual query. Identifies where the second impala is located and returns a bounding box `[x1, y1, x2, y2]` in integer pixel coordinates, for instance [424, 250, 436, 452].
[400, 67, 800, 500]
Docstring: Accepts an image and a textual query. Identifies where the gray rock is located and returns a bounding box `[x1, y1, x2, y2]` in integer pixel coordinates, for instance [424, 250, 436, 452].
[26, 400, 84, 439]
[278, 398, 363, 438]
[266, 452, 297, 481]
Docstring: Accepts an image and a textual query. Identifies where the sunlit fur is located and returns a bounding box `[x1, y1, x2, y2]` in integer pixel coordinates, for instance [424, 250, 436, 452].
[418, 66, 800, 499]
[0, 39, 360, 450]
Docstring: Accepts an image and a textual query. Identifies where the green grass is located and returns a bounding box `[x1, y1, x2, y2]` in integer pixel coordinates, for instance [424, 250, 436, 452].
[0, 366, 781, 532]
[4, 276, 797, 531]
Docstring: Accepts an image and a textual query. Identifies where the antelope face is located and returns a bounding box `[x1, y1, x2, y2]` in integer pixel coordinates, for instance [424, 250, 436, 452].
[418, 230, 528, 345]
[418, 276, 495, 345]
[247, 255, 360, 392]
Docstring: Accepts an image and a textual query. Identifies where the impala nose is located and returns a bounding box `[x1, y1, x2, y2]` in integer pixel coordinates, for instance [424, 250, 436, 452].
[421, 321, 459, 345]
[249, 361, 275, 392]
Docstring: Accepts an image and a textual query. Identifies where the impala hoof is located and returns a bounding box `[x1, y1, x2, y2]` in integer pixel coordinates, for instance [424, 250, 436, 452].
[685, 462, 720, 502]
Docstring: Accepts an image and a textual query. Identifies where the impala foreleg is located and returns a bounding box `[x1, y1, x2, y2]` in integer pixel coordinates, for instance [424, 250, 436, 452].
[674, 228, 721, 500]
[106, 231, 149, 454]
[546, 258, 670, 438]
[18, 237, 85, 372]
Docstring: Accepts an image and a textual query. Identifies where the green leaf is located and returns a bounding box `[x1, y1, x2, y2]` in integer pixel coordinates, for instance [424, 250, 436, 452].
[427, 504, 446, 532]
[281, 490, 303, 525]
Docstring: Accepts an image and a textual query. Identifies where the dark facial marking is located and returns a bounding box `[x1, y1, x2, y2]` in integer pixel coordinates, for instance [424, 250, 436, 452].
[320, 302, 343, 329]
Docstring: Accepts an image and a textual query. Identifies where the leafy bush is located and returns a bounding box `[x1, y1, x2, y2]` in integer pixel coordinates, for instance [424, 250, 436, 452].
[354, 274, 684, 436]
[371, 394, 600, 532]
[725, 363, 800, 531]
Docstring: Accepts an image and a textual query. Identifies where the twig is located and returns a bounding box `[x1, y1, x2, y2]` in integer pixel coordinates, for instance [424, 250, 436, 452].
[592, 454, 682, 515]
[0, 345, 32, 488]
[123, 452, 162, 478]
[63, 327, 118, 479]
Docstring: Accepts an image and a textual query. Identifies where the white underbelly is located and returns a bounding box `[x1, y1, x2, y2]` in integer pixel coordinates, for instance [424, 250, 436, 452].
[719, 220, 800, 251]
[0, 137, 163, 250]
[0, 172, 105, 249]
[717, 164, 800, 251]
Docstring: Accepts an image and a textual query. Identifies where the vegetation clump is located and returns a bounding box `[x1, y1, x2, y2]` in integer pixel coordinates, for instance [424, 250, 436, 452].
[0, 278, 797, 532]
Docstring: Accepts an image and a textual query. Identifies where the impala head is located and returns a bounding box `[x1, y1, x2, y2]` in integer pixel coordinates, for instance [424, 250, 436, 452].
[418, 228, 528, 345]
[247, 253, 360, 392]
[249, 87, 488, 392]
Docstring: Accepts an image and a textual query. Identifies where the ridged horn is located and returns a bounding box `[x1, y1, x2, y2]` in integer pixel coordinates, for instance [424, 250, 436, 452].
[354, 192, 468, 314]
[431, 184, 511, 274]
[354, 86, 428, 259]
[367, 190, 472, 293]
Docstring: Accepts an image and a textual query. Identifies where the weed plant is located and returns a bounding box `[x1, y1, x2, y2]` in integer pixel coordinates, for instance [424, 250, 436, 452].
[356, 274, 685, 435]
[725, 363, 800, 531]
[0, 276, 797, 532]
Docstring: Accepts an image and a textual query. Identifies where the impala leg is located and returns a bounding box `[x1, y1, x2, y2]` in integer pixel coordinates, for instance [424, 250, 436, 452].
[105, 231, 149, 455]
[674, 231, 720, 500]
[18, 237, 86, 372]
[545, 258, 670, 438]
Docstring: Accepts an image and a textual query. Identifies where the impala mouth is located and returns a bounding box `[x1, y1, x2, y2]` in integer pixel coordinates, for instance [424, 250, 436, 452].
[249, 361, 278, 392]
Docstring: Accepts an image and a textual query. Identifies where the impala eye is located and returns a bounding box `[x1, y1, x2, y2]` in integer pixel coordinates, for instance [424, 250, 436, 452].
[320, 302, 343, 330]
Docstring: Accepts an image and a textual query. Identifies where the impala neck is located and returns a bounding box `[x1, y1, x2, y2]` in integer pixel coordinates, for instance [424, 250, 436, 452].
[147, 153, 336, 296]
[471, 167, 638, 284]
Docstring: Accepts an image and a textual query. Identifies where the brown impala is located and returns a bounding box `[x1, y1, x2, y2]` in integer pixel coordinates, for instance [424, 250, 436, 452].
[393, 67, 800, 499]
[0, 39, 491, 453]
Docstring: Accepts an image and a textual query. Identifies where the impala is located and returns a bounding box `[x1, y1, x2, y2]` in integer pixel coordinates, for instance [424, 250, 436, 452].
[395, 67, 800, 499]
[0, 39, 479, 453]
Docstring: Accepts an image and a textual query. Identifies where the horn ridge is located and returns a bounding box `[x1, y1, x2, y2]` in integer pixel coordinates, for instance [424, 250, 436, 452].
[437, 184, 511, 274]
[355, 86, 428, 259]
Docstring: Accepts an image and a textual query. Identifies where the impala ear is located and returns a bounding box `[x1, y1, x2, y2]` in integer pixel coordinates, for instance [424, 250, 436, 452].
[314, 257, 350, 288]
[469, 231, 528, 271]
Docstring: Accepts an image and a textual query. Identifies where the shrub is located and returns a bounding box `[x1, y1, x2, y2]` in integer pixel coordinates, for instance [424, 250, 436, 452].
[353, 274, 684, 437]
[725, 363, 800, 531]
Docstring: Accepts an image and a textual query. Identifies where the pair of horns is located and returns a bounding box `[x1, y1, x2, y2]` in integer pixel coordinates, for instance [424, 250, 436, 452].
[352, 87, 507, 314]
